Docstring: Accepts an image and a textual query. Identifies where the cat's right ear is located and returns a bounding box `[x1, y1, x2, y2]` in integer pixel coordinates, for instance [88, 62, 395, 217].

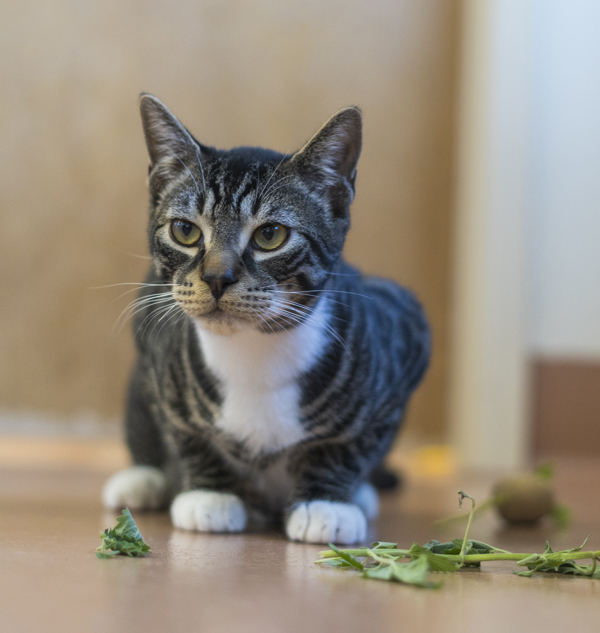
[291, 107, 362, 205]
[139, 93, 200, 192]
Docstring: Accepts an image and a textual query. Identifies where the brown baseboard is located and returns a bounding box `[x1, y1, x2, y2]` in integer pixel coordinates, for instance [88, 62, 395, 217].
[532, 359, 600, 457]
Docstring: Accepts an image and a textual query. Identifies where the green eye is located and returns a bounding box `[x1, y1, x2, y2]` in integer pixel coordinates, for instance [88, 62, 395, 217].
[252, 224, 289, 251]
[171, 220, 202, 246]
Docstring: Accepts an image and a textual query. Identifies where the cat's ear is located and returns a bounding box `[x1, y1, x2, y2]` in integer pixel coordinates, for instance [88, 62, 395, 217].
[293, 107, 362, 196]
[139, 93, 201, 193]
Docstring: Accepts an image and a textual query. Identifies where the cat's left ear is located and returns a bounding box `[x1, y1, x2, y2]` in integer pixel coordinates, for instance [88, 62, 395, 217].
[292, 107, 362, 197]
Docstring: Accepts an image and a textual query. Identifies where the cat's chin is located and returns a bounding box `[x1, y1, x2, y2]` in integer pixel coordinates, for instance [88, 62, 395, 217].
[194, 310, 254, 336]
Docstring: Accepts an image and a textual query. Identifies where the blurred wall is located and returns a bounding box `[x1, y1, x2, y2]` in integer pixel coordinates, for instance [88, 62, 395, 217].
[526, 0, 600, 455]
[528, 0, 600, 359]
[0, 0, 458, 439]
[449, 0, 600, 466]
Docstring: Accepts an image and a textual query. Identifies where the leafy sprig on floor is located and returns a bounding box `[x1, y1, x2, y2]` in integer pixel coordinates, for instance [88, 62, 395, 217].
[96, 508, 151, 558]
[317, 491, 599, 587]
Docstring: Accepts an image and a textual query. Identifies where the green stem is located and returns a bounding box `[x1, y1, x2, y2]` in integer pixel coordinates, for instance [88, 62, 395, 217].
[433, 497, 496, 529]
[588, 555, 597, 577]
[457, 490, 476, 566]
[319, 548, 411, 559]
[365, 549, 386, 564]
[318, 549, 600, 564]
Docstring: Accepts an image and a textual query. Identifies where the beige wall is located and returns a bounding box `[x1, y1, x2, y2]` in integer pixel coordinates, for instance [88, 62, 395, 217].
[0, 0, 458, 439]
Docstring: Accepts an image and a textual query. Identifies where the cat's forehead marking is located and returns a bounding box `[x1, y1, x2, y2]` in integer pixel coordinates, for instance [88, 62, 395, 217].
[237, 181, 256, 219]
[203, 163, 257, 221]
[202, 188, 216, 217]
[163, 185, 199, 222]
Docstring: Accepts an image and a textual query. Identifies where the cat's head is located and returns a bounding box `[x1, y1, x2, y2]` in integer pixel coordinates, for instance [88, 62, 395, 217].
[139, 94, 362, 335]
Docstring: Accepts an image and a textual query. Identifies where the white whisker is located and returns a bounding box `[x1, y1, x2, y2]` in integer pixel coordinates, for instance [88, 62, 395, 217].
[136, 303, 178, 338]
[274, 288, 373, 301]
[92, 282, 175, 290]
[259, 175, 295, 202]
[120, 251, 153, 261]
[109, 288, 173, 306]
[192, 144, 207, 197]
[270, 297, 352, 357]
[167, 151, 201, 199]
[275, 296, 349, 317]
[114, 294, 174, 335]
[152, 303, 185, 341]
[258, 154, 288, 203]
[245, 304, 278, 334]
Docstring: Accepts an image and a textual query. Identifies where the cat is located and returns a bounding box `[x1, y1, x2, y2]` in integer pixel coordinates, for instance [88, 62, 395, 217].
[102, 94, 430, 544]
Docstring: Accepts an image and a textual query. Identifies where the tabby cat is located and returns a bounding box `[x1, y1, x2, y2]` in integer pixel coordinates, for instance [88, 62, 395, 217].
[102, 94, 430, 544]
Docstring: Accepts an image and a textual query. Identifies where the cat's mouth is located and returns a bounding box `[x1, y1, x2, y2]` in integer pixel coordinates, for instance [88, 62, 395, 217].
[197, 304, 250, 322]
[194, 306, 254, 335]
[199, 306, 231, 319]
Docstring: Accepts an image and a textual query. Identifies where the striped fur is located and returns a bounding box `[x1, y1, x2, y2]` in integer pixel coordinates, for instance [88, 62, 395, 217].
[104, 95, 430, 542]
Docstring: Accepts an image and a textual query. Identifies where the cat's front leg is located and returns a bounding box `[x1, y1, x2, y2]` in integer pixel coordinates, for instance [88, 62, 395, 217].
[169, 433, 247, 533]
[285, 443, 380, 545]
[102, 465, 169, 511]
[102, 364, 170, 511]
[286, 499, 367, 544]
[170, 490, 246, 532]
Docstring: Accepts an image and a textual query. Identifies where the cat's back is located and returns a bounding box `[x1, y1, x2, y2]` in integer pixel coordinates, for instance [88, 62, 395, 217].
[336, 262, 428, 330]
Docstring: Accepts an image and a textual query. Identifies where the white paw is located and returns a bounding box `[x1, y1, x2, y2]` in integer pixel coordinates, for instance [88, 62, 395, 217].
[170, 490, 247, 533]
[102, 466, 167, 510]
[286, 501, 367, 544]
[353, 482, 380, 520]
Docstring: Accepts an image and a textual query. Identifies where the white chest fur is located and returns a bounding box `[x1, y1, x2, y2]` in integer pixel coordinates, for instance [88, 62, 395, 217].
[194, 301, 330, 456]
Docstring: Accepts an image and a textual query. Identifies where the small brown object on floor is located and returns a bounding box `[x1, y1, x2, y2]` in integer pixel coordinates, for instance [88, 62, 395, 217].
[493, 474, 555, 524]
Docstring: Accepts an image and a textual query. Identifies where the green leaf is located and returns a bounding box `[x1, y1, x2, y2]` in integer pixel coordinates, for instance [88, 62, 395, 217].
[370, 541, 399, 550]
[363, 555, 441, 588]
[328, 543, 364, 570]
[390, 556, 442, 588]
[561, 535, 590, 554]
[408, 544, 460, 572]
[452, 539, 498, 555]
[521, 560, 585, 576]
[435, 538, 498, 566]
[517, 554, 542, 567]
[515, 568, 535, 577]
[363, 564, 394, 581]
[113, 508, 145, 540]
[96, 508, 151, 558]
[422, 540, 459, 555]
[516, 540, 599, 578]
[95, 550, 119, 559]
[320, 558, 356, 568]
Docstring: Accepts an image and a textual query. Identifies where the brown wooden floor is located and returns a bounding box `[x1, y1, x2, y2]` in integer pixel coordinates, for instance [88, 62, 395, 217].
[1, 453, 599, 633]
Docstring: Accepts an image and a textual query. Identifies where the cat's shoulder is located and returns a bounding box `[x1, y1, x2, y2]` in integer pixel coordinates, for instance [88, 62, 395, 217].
[338, 261, 426, 321]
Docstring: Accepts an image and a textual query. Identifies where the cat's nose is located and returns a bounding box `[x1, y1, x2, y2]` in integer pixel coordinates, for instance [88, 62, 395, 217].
[201, 270, 238, 300]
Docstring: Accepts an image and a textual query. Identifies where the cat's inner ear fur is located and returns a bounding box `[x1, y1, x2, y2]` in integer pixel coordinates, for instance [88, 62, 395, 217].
[293, 107, 363, 196]
[139, 93, 201, 193]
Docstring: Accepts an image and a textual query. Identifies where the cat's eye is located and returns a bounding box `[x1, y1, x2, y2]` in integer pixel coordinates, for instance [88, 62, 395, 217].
[171, 220, 202, 246]
[252, 224, 289, 251]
